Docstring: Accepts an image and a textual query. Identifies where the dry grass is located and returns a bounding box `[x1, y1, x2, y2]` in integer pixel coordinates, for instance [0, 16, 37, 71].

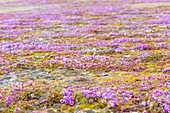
[130, 2, 170, 8]
[0, 3, 65, 13]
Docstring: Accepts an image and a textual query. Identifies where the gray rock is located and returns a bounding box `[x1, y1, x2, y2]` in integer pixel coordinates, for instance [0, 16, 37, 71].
[85, 109, 94, 113]
[68, 73, 78, 77]
[1, 80, 9, 86]
[33, 71, 40, 74]
[47, 110, 57, 113]
[40, 68, 46, 72]
[53, 104, 60, 110]
[10, 79, 18, 82]
[81, 72, 88, 76]
[4, 77, 11, 79]
[0, 77, 4, 81]
[35, 75, 44, 79]
[77, 110, 84, 113]
[73, 106, 82, 113]
[132, 107, 137, 111]
[17, 74, 26, 78]
[25, 109, 32, 113]
[46, 76, 55, 80]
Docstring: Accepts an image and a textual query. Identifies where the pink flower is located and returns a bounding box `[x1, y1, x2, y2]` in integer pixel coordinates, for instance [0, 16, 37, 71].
[43, 106, 47, 109]
[70, 101, 74, 106]
[121, 106, 125, 111]
[76, 102, 80, 105]
[89, 99, 93, 103]
[32, 110, 37, 113]
[60, 99, 64, 103]
[147, 100, 150, 105]
[14, 107, 19, 112]
[31, 94, 34, 98]
[99, 82, 102, 85]
[15, 98, 18, 102]
[35, 88, 38, 91]
[119, 100, 124, 104]
[35, 102, 39, 105]
[0, 108, 4, 111]
[141, 101, 146, 106]
[142, 110, 147, 113]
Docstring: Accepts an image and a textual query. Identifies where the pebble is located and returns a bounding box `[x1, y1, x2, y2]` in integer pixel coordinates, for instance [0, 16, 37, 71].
[89, 73, 94, 77]
[73, 106, 82, 113]
[101, 73, 110, 76]
[85, 109, 94, 113]
[45, 75, 55, 80]
[81, 72, 88, 76]
[47, 110, 56, 113]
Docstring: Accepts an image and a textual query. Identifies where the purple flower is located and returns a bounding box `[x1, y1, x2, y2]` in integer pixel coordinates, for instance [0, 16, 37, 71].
[28, 80, 33, 84]
[0, 108, 4, 111]
[14, 107, 19, 112]
[43, 106, 47, 109]
[76, 102, 80, 105]
[141, 101, 146, 106]
[89, 99, 93, 103]
[92, 93, 97, 97]
[5, 102, 9, 107]
[119, 100, 124, 104]
[65, 100, 68, 104]
[31, 94, 34, 98]
[86, 94, 90, 98]
[99, 82, 102, 85]
[1, 90, 6, 93]
[35, 88, 38, 91]
[60, 99, 64, 103]
[140, 88, 143, 91]
[15, 98, 18, 102]
[70, 101, 74, 106]
[142, 110, 147, 113]
[147, 100, 150, 105]
[0, 94, 2, 98]
[121, 106, 125, 111]
[35, 102, 39, 105]
[32, 110, 37, 113]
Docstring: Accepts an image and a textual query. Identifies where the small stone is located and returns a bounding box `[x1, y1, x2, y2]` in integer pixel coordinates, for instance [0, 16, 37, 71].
[46, 76, 54, 80]
[40, 68, 45, 72]
[39, 38, 44, 41]
[53, 104, 60, 110]
[77, 110, 84, 113]
[69, 73, 78, 76]
[89, 73, 94, 77]
[0, 78, 4, 81]
[4, 77, 11, 79]
[85, 109, 94, 113]
[47, 110, 56, 113]
[54, 75, 60, 79]
[81, 72, 88, 76]
[73, 106, 82, 113]
[25, 109, 32, 113]
[10, 79, 18, 82]
[101, 73, 110, 76]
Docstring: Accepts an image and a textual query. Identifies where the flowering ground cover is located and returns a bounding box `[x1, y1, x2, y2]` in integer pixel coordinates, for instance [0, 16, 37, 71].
[0, 0, 170, 112]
